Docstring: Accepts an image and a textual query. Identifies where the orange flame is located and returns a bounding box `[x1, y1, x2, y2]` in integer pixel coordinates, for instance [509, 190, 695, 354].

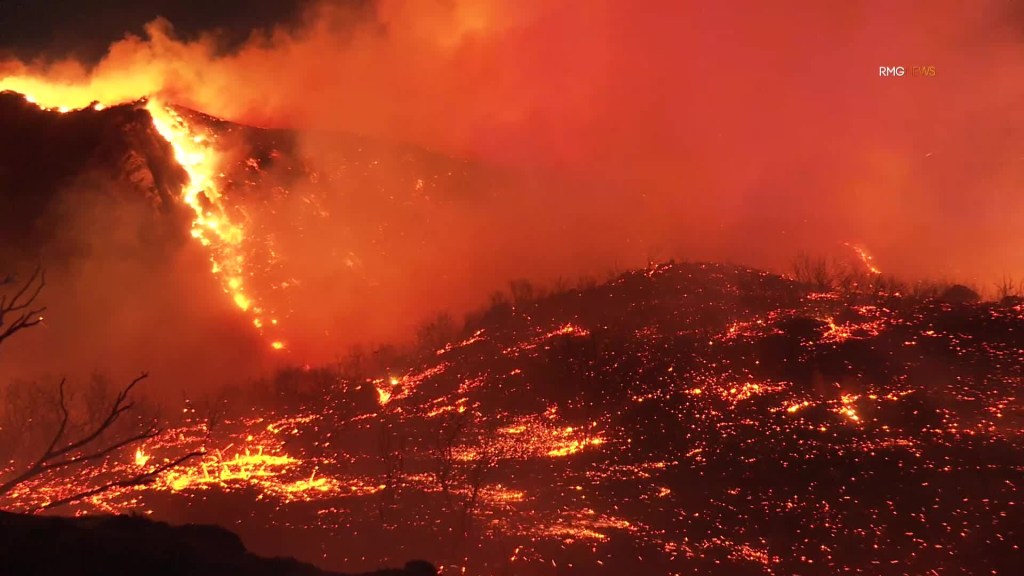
[845, 242, 882, 275]
[134, 447, 151, 467]
[0, 78, 287, 351]
[145, 101, 285, 350]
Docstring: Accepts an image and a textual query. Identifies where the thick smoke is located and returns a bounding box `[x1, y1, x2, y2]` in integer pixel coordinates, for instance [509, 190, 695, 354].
[0, 169, 273, 396]
[3, 0, 1024, 379]
[10, 0, 1021, 274]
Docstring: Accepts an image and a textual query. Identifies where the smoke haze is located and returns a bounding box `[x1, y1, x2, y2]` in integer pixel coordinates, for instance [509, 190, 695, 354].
[2, 0, 1024, 385]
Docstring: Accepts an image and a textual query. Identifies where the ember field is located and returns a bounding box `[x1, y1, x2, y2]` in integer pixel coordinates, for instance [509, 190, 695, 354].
[3, 262, 1022, 575]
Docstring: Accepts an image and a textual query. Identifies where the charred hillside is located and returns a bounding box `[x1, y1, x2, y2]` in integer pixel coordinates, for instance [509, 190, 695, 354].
[326, 262, 1022, 574]
[7, 262, 1017, 575]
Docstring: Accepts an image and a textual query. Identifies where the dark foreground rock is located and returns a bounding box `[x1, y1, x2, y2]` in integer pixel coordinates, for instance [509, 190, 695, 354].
[0, 511, 435, 576]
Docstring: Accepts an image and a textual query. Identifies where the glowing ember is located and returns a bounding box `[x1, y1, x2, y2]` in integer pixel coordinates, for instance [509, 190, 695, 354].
[546, 437, 604, 457]
[845, 242, 882, 275]
[837, 393, 862, 423]
[785, 401, 811, 414]
[133, 448, 151, 467]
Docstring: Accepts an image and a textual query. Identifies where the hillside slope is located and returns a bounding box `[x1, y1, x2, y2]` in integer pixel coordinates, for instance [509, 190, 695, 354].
[5, 262, 1018, 575]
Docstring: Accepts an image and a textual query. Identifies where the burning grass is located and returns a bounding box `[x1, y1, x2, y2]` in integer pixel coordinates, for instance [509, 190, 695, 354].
[2, 261, 1021, 574]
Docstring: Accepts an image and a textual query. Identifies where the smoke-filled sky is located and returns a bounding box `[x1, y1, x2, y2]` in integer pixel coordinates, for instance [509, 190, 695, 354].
[5, 0, 1021, 275]
[2, 0, 1024, 389]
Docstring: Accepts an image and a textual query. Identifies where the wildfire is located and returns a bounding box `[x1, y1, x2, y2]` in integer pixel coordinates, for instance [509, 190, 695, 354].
[145, 101, 285, 350]
[545, 437, 604, 457]
[376, 386, 393, 406]
[495, 415, 606, 459]
[785, 401, 811, 414]
[837, 393, 862, 423]
[0, 80, 286, 350]
[1, 74, 1018, 575]
[845, 242, 882, 275]
[134, 448, 151, 467]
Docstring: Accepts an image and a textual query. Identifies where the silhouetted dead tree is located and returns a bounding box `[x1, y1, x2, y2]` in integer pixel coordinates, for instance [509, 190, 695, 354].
[431, 410, 500, 535]
[182, 390, 230, 437]
[995, 274, 1023, 301]
[377, 411, 405, 524]
[792, 252, 833, 291]
[0, 267, 45, 348]
[0, 373, 202, 511]
[0, 268, 201, 511]
[457, 447, 497, 535]
[433, 411, 469, 502]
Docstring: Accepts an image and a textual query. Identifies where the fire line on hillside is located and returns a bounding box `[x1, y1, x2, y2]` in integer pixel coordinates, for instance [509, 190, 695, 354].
[4, 87, 287, 351]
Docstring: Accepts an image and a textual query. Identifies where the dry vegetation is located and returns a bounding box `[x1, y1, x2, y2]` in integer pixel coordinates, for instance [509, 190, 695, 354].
[0, 267, 199, 511]
[790, 251, 986, 304]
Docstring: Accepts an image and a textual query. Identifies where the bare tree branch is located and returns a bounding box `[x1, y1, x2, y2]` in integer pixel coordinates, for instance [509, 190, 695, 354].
[0, 269, 195, 512]
[41, 378, 70, 458]
[46, 373, 149, 461]
[36, 427, 160, 474]
[0, 266, 46, 348]
[0, 373, 187, 509]
[27, 450, 203, 513]
[434, 411, 469, 502]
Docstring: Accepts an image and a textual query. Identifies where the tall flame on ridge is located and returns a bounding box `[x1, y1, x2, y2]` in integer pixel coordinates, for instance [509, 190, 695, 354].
[145, 100, 283, 344]
[0, 80, 286, 350]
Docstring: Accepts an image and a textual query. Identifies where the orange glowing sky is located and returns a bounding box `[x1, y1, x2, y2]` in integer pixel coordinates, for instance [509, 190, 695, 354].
[1, 0, 1023, 377]
[4, 1, 1023, 279]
